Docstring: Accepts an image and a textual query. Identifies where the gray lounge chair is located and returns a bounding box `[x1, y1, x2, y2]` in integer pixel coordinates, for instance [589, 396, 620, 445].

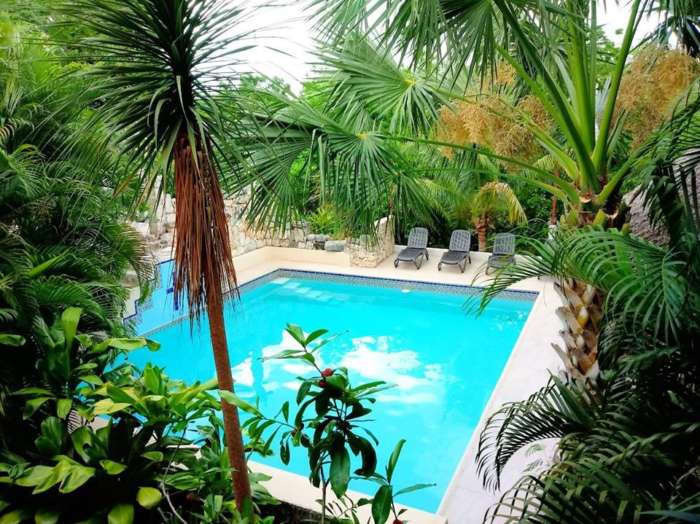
[394, 227, 429, 269]
[438, 230, 471, 273]
[486, 233, 516, 274]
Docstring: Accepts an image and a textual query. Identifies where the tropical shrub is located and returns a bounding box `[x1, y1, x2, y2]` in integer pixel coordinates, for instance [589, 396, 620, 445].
[0, 307, 274, 524]
[225, 325, 432, 524]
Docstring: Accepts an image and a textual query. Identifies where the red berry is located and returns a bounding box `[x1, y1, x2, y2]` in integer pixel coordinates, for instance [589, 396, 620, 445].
[393, 520, 403, 524]
[319, 379, 327, 387]
[321, 368, 333, 377]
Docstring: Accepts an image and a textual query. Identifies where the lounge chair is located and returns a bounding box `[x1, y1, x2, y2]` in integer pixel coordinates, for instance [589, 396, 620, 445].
[438, 230, 472, 273]
[394, 227, 429, 269]
[486, 233, 516, 274]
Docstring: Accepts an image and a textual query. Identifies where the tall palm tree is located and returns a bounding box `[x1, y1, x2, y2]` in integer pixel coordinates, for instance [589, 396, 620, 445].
[472, 99, 700, 523]
[63, 0, 256, 506]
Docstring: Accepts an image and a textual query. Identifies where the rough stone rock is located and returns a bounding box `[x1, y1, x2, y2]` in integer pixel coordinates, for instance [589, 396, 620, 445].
[324, 240, 346, 252]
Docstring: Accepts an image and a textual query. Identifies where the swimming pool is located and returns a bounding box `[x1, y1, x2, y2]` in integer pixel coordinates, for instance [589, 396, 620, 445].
[127, 262, 535, 512]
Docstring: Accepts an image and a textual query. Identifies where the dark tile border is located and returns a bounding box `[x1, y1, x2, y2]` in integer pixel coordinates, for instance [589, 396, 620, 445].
[126, 261, 538, 337]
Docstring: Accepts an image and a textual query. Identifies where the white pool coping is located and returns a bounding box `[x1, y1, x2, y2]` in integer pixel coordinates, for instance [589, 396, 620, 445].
[128, 246, 562, 523]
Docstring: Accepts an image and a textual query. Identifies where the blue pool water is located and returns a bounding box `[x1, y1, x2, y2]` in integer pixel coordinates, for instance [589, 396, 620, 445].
[127, 262, 534, 512]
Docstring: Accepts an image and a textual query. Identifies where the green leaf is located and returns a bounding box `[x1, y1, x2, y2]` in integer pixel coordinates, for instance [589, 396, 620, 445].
[348, 434, 377, 476]
[136, 486, 162, 509]
[107, 504, 134, 524]
[60, 307, 82, 349]
[325, 374, 348, 390]
[330, 444, 350, 498]
[219, 390, 261, 416]
[371, 485, 392, 524]
[394, 483, 435, 496]
[15, 465, 54, 488]
[0, 510, 30, 524]
[79, 375, 103, 386]
[296, 381, 311, 404]
[92, 399, 130, 415]
[23, 397, 52, 419]
[59, 463, 95, 493]
[141, 451, 164, 462]
[386, 439, 406, 483]
[34, 509, 60, 524]
[100, 460, 126, 475]
[305, 329, 328, 345]
[57, 398, 72, 419]
[14, 387, 53, 396]
[35, 417, 67, 457]
[0, 333, 25, 347]
[280, 439, 290, 465]
[285, 324, 307, 348]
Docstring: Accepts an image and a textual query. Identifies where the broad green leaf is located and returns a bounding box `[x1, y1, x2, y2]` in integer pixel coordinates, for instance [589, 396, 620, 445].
[60, 307, 82, 349]
[23, 397, 52, 419]
[136, 486, 162, 509]
[57, 398, 72, 419]
[296, 381, 311, 404]
[79, 375, 103, 386]
[305, 329, 328, 345]
[325, 374, 347, 390]
[141, 451, 164, 462]
[371, 485, 392, 524]
[14, 387, 52, 396]
[100, 460, 126, 475]
[285, 324, 307, 347]
[330, 445, 350, 498]
[219, 390, 261, 416]
[59, 463, 95, 493]
[15, 465, 54, 488]
[92, 399, 130, 415]
[34, 509, 60, 524]
[0, 509, 30, 524]
[0, 333, 25, 347]
[107, 504, 134, 524]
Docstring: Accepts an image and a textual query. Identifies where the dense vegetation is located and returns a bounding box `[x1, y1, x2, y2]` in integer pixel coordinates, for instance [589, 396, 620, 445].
[0, 0, 699, 523]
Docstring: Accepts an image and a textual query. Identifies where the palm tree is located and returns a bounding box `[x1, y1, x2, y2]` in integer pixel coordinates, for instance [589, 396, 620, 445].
[230, 76, 435, 237]
[309, 0, 698, 225]
[424, 155, 526, 250]
[63, 0, 257, 506]
[471, 100, 700, 522]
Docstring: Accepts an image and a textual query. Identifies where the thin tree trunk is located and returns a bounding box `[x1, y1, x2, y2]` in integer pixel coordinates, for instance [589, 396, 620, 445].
[206, 277, 252, 506]
[549, 196, 558, 225]
[476, 219, 488, 252]
[172, 134, 251, 508]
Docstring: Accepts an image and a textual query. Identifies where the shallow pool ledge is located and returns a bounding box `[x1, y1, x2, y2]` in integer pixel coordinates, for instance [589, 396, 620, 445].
[250, 461, 447, 524]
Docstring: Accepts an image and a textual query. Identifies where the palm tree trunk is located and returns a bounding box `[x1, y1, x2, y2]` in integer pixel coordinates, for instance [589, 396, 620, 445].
[549, 196, 558, 225]
[205, 276, 252, 505]
[172, 134, 251, 507]
[476, 219, 488, 251]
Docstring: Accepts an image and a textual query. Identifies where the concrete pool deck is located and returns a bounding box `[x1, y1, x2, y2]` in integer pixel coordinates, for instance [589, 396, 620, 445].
[128, 246, 563, 523]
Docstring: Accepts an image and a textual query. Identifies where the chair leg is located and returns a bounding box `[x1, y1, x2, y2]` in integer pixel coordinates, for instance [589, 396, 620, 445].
[394, 259, 399, 268]
[424, 249, 429, 260]
[438, 262, 442, 271]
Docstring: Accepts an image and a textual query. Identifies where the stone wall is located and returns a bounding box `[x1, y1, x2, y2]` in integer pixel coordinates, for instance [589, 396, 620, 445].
[129, 188, 395, 267]
[346, 216, 395, 268]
